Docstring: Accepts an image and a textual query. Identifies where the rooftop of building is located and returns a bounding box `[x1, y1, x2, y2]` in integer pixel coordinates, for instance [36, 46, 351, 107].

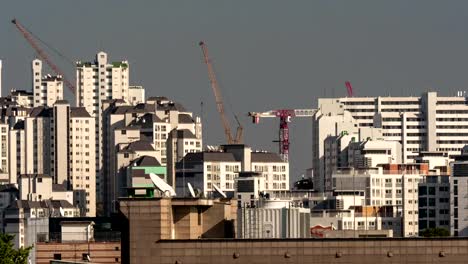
[180, 152, 237, 163]
[178, 113, 194, 124]
[52, 184, 68, 192]
[29, 107, 53, 118]
[112, 103, 156, 115]
[18, 173, 52, 179]
[7, 199, 75, 209]
[129, 113, 162, 128]
[70, 107, 92, 118]
[176, 129, 197, 139]
[42, 75, 63, 82]
[10, 89, 33, 96]
[251, 152, 284, 163]
[122, 140, 155, 152]
[130, 155, 161, 167]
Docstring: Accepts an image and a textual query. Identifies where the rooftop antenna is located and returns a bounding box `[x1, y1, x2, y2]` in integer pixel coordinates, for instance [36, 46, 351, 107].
[212, 183, 227, 198]
[149, 173, 176, 197]
[187, 182, 196, 198]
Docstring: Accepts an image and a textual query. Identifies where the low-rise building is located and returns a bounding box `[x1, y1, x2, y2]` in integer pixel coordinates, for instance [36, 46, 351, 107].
[176, 145, 289, 197]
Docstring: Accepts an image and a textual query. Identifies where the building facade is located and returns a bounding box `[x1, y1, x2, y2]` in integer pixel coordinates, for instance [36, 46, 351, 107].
[314, 91, 468, 191]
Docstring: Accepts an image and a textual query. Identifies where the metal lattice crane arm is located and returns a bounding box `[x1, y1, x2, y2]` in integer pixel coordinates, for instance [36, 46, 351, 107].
[248, 109, 316, 123]
[11, 19, 76, 95]
[248, 108, 316, 162]
[199, 41, 242, 144]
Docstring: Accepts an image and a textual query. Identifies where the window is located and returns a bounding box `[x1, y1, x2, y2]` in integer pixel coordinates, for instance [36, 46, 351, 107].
[54, 254, 61, 260]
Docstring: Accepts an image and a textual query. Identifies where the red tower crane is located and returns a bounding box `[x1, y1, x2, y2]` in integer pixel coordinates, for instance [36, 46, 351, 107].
[11, 18, 76, 95]
[248, 109, 316, 162]
[345, 81, 353, 97]
[199, 41, 243, 144]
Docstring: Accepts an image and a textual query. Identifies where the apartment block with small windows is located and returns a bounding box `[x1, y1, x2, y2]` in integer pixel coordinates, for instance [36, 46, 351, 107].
[7, 101, 96, 216]
[314, 91, 468, 192]
[418, 175, 451, 233]
[32, 59, 63, 107]
[101, 99, 201, 213]
[450, 154, 468, 236]
[176, 145, 289, 197]
[76, 52, 131, 215]
[332, 164, 426, 237]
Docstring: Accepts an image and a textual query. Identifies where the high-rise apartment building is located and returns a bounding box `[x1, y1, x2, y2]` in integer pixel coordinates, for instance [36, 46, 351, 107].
[75, 52, 130, 117]
[314, 91, 468, 191]
[7, 101, 96, 216]
[101, 98, 202, 213]
[32, 59, 63, 107]
[76, 52, 130, 214]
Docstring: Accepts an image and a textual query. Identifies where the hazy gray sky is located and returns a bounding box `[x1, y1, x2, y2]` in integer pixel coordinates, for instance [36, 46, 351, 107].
[2, 1, 468, 180]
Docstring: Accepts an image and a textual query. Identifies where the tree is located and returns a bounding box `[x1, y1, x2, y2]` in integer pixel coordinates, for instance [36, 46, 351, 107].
[420, 227, 450, 237]
[0, 233, 32, 264]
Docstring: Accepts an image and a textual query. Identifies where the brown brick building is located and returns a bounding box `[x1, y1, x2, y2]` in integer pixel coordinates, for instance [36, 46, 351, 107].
[117, 197, 468, 264]
[36, 241, 121, 264]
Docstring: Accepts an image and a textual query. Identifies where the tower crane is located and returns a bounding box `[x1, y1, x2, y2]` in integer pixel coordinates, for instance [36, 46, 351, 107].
[345, 81, 353, 97]
[248, 109, 316, 162]
[11, 18, 76, 95]
[199, 41, 243, 144]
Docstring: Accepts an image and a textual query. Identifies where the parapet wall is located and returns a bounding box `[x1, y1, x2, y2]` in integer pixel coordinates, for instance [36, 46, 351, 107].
[146, 238, 468, 264]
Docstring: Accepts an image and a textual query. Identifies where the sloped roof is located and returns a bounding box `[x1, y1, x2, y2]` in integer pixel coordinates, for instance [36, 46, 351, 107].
[124, 140, 155, 152]
[52, 184, 67, 192]
[182, 152, 237, 162]
[130, 155, 161, 167]
[13, 120, 24, 130]
[70, 107, 91, 118]
[54, 100, 69, 105]
[177, 129, 196, 139]
[29, 107, 52, 118]
[178, 114, 194, 124]
[7, 199, 74, 209]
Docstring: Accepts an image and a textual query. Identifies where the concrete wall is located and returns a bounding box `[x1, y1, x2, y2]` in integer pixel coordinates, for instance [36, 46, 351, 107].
[152, 238, 468, 264]
[36, 242, 121, 264]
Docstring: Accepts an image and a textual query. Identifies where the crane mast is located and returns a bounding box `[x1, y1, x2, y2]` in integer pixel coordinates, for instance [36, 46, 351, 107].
[11, 18, 76, 95]
[249, 109, 316, 162]
[345, 81, 353, 97]
[199, 41, 242, 144]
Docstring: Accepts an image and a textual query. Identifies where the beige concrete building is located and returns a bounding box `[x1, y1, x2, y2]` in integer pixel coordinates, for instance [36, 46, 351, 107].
[7, 101, 96, 216]
[118, 197, 236, 263]
[9, 89, 33, 108]
[36, 241, 121, 264]
[176, 145, 289, 197]
[117, 197, 468, 264]
[128, 85, 145, 105]
[18, 174, 73, 204]
[32, 59, 64, 107]
[76, 52, 130, 214]
[101, 99, 201, 214]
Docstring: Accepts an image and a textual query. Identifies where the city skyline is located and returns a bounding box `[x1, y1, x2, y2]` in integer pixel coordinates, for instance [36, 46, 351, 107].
[3, 1, 468, 177]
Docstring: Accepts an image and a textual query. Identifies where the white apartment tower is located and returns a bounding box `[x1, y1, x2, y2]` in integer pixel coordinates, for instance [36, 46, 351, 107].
[76, 52, 129, 116]
[76, 52, 129, 214]
[32, 59, 64, 107]
[314, 91, 468, 191]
